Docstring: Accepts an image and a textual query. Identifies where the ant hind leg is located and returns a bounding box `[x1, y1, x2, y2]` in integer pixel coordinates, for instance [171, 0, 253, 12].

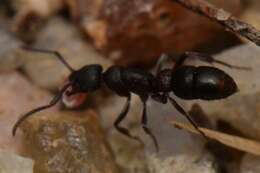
[167, 95, 208, 140]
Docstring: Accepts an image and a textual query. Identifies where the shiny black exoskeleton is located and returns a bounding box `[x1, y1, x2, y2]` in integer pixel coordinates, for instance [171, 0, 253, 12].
[13, 48, 247, 151]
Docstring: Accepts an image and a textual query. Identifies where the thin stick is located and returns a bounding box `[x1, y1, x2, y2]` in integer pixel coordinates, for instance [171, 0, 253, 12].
[171, 0, 260, 46]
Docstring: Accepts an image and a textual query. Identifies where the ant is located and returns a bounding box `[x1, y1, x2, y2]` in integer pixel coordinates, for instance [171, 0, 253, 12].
[12, 46, 249, 151]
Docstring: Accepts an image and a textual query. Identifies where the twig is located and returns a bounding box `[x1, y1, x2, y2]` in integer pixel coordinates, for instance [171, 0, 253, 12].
[171, 120, 260, 156]
[171, 0, 260, 46]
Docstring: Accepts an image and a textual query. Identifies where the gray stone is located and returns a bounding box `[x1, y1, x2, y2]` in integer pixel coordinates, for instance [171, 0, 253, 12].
[148, 153, 216, 173]
[0, 150, 34, 173]
[0, 27, 23, 71]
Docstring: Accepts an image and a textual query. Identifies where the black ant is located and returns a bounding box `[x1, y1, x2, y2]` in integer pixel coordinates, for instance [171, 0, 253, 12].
[12, 46, 249, 151]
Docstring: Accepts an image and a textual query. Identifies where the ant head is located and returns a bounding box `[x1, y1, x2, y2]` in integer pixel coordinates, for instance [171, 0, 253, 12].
[68, 64, 103, 94]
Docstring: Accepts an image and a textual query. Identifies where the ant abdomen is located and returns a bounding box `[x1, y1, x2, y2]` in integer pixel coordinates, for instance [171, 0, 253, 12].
[171, 66, 238, 100]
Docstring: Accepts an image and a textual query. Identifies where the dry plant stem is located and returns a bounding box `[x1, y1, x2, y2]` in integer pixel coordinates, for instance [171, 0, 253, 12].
[172, 0, 260, 46]
[171, 120, 260, 156]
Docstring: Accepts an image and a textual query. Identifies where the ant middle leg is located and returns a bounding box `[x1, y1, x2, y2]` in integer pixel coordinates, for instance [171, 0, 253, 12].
[167, 95, 208, 139]
[140, 95, 159, 151]
[174, 52, 251, 70]
[114, 94, 142, 143]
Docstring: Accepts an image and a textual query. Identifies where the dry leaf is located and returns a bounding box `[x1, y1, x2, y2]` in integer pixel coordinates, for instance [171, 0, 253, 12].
[171, 120, 260, 156]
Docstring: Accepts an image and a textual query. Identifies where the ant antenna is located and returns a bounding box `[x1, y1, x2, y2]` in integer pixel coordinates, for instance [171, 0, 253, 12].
[12, 83, 72, 136]
[21, 45, 75, 72]
[213, 59, 252, 70]
[182, 52, 252, 71]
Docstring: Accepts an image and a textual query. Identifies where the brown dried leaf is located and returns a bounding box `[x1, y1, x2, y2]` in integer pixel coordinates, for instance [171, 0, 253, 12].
[171, 120, 260, 156]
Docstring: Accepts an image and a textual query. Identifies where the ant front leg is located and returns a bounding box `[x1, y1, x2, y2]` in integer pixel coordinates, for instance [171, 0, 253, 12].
[167, 95, 208, 139]
[140, 95, 159, 151]
[114, 94, 142, 143]
[174, 52, 250, 70]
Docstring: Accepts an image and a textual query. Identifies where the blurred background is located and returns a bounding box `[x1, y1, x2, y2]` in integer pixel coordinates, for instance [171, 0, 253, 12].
[0, 0, 260, 173]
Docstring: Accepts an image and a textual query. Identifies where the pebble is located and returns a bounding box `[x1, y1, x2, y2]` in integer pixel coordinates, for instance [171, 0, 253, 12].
[0, 149, 34, 173]
[0, 26, 23, 71]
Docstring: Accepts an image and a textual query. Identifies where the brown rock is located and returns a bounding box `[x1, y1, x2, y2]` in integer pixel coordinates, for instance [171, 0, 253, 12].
[73, 0, 242, 65]
[21, 110, 119, 173]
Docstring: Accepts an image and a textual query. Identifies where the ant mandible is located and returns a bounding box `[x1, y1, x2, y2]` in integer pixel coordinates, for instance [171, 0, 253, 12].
[12, 46, 249, 151]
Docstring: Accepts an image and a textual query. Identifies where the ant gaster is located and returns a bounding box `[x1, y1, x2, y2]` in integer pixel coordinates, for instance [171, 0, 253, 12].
[12, 46, 249, 151]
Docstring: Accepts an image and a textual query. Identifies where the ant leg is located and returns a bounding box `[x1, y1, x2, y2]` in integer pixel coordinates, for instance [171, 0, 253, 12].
[167, 95, 208, 139]
[140, 96, 159, 151]
[114, 94, 142, 142]
[155, 54, 170, 75]
[21, 45, 75, 72]
[174, 52, 250, 70]
[12, 83, 72, 136]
